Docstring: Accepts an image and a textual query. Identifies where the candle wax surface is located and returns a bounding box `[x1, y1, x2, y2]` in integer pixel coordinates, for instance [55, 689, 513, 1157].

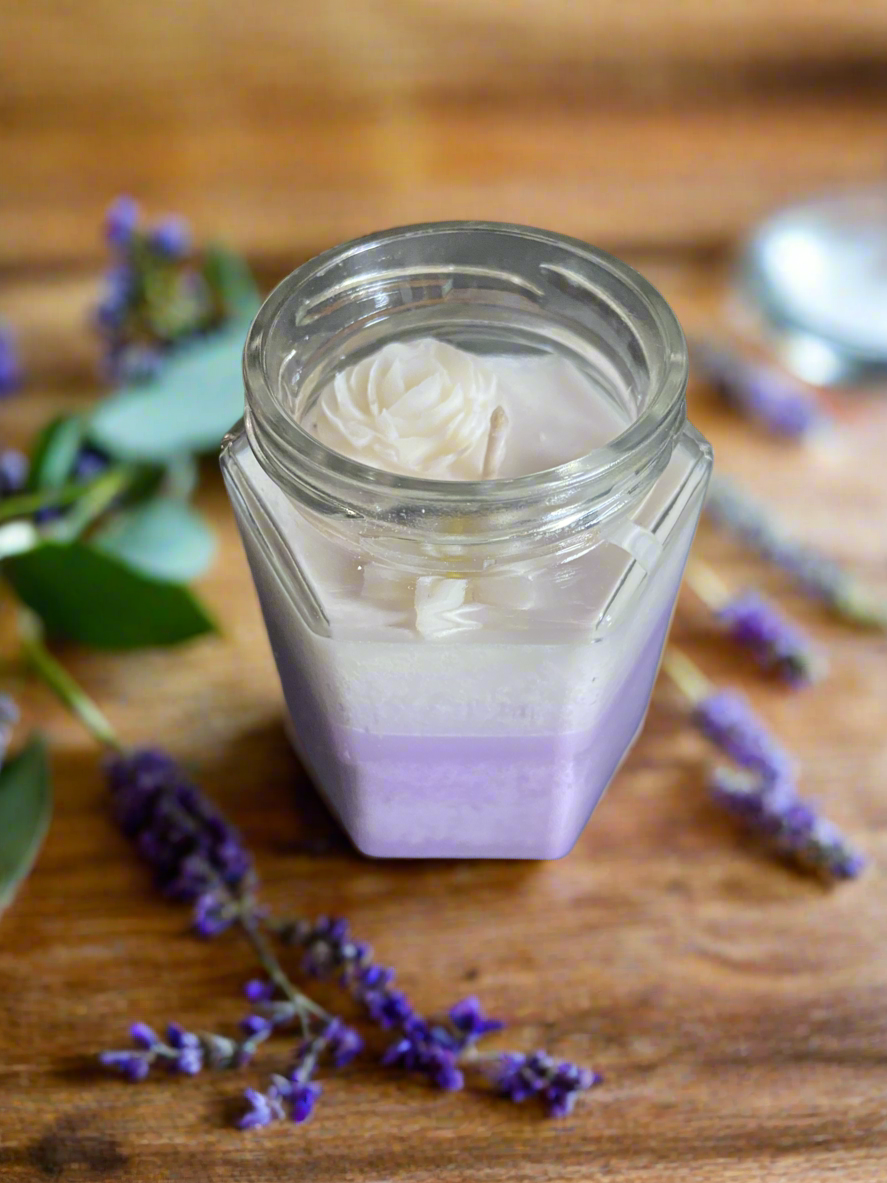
[303, 338, 630, 479]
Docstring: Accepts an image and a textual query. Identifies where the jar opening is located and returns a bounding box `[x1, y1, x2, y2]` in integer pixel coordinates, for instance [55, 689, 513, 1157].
[242, 221, 688, 544]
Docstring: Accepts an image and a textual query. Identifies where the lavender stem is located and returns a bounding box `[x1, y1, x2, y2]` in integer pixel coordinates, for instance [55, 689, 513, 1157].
[660, 646, 714, 705]
[240, 915, 330, 1035]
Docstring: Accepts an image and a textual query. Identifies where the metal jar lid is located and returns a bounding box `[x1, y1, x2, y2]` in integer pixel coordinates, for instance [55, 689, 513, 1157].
[737, 187, 887, 387]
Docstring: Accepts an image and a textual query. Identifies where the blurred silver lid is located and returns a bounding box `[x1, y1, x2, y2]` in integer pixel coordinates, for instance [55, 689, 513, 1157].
[737, 187, 887, 387]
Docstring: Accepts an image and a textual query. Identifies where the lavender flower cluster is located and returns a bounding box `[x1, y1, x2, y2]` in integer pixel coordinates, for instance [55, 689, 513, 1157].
[96, 197, 233, 384]
[693, 691, 864, 879]
[692, 339, 821, 439]
[99, 749, 601, 1127]
[715, 590, 822, 687]
[105, 748, 254, 934]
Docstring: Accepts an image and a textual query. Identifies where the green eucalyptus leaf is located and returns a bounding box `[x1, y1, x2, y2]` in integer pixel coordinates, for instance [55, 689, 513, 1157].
[87, 321, 249, 463]
[0, 734, 53, 916]
[93, 497, 216, 582]
[3, 539, 217, 649]
[27, 415, 86, 491]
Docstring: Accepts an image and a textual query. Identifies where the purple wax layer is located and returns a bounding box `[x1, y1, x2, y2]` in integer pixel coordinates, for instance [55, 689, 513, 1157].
[311, 620, 668, 859]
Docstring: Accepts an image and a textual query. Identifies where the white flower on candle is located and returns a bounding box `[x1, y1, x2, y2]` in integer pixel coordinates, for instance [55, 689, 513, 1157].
[309, 339, 501, 479]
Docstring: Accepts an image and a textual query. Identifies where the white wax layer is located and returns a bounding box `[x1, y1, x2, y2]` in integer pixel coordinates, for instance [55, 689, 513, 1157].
[303, 338, 630, 479]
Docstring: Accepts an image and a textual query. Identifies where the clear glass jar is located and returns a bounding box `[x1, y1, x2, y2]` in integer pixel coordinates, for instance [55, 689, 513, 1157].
[222, 222, 712, 859]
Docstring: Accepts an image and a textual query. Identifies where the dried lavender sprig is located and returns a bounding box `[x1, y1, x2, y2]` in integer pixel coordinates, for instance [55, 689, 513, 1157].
[710, 768, 865, 881]
[273, 915, 599, 1116]
[706, 476, 887, 630]
[662, 648, 864, 882]
[685, 561, 824, 687]
[100, 1019, 263, 1082]
[472, 1050, 603, 1118]
[239, 1017, 363, 1129]
[692, 338, 822, 439]
[662, 648, 794, 781]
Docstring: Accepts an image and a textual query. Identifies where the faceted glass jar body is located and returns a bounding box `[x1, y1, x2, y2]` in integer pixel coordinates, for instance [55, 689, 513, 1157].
[222, 223, 712, 859]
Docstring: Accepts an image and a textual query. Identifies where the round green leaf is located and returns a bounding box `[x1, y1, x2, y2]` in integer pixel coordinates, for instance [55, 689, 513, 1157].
[93, 497, 216, 583]
[87, 323, 249, 463]
[3, 539, 218, 649]
[0, 734, 53, 917]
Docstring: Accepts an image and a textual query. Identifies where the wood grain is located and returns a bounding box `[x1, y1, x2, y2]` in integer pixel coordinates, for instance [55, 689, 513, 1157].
[0, 264, 885, 1181]
[2, 1, 887, 266]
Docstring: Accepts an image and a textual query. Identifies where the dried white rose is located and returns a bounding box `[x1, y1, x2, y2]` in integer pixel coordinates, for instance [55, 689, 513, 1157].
[307, 339, 499, 479]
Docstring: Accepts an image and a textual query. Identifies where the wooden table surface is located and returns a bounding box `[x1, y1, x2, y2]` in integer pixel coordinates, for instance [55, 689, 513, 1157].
[1, 262, 886, 1182]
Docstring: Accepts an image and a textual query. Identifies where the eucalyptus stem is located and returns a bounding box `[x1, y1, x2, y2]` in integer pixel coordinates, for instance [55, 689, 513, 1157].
[660, 646, 714, 705]
[0, 476, 109, 524]
[17, 610, 122, 751]
[55, 465, 135, 540]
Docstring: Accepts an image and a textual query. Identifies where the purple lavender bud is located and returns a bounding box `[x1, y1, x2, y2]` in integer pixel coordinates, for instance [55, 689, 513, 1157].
[149, 216, 191, 259]
[693, 339, 821, 439]
[100, 1051, 151, 1082]
[129, 1022, 159, 1050]
[166, 1022, 199, 1050]
[173, 1047, 203, 1076]
[289, 1082, 321, 1124]
[356, 965, 394, 990]
[237, 1087, 278, 1130]
[428, 1050, 464, 1092]
[72, 445, 111, 484]
[716, 590, 822, 687]
[693, 690, 793, 782]
[544, 1063, 603, 1118]
[105, 197, 140, 250]
[0, 449, 28, 497]
[194, 891, 235, 938]
[362, 987, 414, 1029]
[448, 996, 505, 1045]
[0, 323, 22, 396]
[381, 1019, 464, 1091]
[240, 1014, 272, 1038]
[710, 768, 865, 881]
[322, 1019, 364, 1068]
[244, 978, 273, 1004]
[0, 696, 18, 772]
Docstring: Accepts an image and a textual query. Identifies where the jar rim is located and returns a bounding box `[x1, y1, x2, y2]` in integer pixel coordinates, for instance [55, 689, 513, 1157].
[242, 221, 688, 532]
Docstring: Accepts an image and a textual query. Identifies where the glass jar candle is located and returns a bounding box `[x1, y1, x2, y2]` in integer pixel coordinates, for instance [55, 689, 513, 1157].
[222, 222, 712, 859]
